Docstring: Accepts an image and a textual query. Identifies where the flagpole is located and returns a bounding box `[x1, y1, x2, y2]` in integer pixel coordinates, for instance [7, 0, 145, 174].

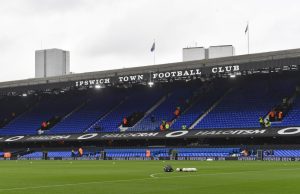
[153, 39, 156, 65]
[247, 22, 250, 54]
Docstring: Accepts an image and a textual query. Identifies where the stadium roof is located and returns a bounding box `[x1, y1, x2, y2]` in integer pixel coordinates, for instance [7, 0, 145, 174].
[1, 48, 300, 94]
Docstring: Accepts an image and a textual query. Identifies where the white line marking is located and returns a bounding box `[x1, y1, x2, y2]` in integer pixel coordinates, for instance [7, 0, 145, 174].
[0, 178, 152, 192]
[149, 167, 300, 178]
[150, 173, 163, 178]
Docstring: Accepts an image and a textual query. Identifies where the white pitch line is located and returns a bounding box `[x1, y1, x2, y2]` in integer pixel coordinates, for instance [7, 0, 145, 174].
[150, 171, 240, 179]
[0, 167, 300, 192]
[150, 173, 164, 178]
[149, 167, 300, 178]
[0, 178, 153, 192]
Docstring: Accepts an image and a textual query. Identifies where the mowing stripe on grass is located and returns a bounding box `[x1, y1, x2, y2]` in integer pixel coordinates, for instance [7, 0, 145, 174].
[0, 167, 300, 192]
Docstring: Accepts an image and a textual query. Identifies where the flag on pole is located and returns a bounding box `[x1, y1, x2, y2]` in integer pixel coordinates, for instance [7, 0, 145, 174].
[150, 42, 155, 52]
[245, 24, 249, 34]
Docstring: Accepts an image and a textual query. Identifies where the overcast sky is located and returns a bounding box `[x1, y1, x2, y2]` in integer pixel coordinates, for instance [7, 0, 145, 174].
[0, 0, 299, 82]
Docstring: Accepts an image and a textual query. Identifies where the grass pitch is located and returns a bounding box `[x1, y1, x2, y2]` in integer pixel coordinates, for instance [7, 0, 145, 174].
[0, 160, 299, 194]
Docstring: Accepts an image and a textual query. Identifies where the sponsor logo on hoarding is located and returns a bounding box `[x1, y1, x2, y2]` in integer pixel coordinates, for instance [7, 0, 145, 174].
[101, 132, 159, 138]
[277, 127, 300, 135]
[27, 135, 71, 141]
[194, 129, 266, 136]
[165, 131, 189, 138]
[77, 133, 98, 140]
[0, 127, 299, 143]
[5, 136, 25, 142]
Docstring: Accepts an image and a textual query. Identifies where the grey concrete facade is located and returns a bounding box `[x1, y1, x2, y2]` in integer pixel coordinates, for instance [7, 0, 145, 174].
[35, 48, 70, 78]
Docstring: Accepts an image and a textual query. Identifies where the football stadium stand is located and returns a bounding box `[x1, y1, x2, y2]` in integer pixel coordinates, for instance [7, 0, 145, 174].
[264, 149, 300, 157]
[19, 148, 241, 159]
[196, 75, 299, 129]
[272, 96, 300, 127]
[88, 86, 164, 133]
[0, 48, 300, 162]
[0, 91, 86, 135]
[0, 73, 299, 135]
[46, 89, 124, 134]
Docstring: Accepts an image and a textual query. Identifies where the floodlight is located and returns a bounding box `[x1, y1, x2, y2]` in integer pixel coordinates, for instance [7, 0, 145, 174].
[148, 81, 154, 87]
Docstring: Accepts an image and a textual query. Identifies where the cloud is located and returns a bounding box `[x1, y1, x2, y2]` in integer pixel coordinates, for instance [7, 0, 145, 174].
[0, 0, 300, 82]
